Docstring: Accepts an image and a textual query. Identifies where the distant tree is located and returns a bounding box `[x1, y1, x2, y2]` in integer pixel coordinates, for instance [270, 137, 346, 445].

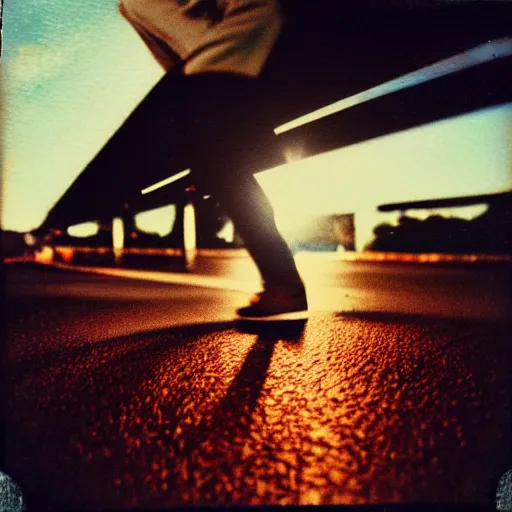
[365, 211, 510, 254]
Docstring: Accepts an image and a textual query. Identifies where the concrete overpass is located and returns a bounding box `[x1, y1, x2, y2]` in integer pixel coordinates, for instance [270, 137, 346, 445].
[33, 2, 512, 262]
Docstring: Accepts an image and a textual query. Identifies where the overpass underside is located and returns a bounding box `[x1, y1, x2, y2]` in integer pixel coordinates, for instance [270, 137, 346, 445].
[34, 2, 512, 265]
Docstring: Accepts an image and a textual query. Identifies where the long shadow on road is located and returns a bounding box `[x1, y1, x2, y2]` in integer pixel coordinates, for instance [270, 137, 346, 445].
[5, 318, 307, 510]
[5, 306, 512, 509]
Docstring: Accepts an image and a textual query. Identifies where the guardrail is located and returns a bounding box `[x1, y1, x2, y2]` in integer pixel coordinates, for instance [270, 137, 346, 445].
[378, 191, 512, 213]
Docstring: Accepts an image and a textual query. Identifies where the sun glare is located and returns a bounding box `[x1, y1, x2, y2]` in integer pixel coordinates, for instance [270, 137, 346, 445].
[257, 103, 512, 249]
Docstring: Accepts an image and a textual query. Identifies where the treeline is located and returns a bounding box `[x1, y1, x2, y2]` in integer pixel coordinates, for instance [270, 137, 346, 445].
[366, 206, 511, 254]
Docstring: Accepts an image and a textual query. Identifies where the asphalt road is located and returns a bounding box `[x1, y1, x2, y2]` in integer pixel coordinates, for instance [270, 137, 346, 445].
[2, 260, 512, 509]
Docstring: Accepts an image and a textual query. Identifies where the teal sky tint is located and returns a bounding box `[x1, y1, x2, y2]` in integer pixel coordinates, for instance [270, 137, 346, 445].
[2, 0, 164, 232]
[3, 0, 120, 68]
[3, 0, 118, 53]
[3, 0, 124, 100]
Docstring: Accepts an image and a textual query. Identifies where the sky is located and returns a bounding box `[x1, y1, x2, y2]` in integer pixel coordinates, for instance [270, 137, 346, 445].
[2, 0, 512, 248]
[2, 0, 164, 232]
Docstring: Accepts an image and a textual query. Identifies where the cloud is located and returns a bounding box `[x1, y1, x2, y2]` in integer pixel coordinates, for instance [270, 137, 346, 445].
[8, 43, 74, 84]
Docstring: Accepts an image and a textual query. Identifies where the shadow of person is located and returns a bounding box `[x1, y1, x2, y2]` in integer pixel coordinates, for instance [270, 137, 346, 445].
[211, 335, 277, 435]
[168, 322, 307, 503]
[5, 315, 307, 509]
[189, 323, 307, 439]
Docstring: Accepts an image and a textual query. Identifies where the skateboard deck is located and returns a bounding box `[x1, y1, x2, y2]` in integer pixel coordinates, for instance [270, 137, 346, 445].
[236, 309, 309, 322]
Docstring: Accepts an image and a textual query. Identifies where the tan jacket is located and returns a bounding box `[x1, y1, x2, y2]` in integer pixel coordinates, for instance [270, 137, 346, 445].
[119, 0, 282, 77]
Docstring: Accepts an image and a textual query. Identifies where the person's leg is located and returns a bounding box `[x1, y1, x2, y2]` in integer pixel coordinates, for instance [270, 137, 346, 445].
[170, 2, 512, 317]
[195, 167, 305, 292]
[199, 174, 308, 317]
[103, 70, 305, 314]
[182, 75, 308, 315]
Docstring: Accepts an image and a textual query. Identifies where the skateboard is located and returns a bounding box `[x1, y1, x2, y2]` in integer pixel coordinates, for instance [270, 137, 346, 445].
[236, 309, 309, 322]
[235, 309, 309, 337]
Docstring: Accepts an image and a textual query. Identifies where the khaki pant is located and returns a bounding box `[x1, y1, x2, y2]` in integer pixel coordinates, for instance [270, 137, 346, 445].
[118, 0, 282, 77]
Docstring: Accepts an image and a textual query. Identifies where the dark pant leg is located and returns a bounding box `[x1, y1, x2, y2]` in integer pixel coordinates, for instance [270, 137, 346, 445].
[183, 75, 304, 289]
[112, 71, 302, 288]
[198, 170, 304, 288]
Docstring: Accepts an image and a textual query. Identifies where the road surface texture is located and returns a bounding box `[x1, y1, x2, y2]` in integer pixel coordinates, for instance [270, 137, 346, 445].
[2, 259, 512, 510]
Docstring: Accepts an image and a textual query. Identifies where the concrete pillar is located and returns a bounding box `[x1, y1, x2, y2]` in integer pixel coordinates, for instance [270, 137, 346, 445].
[112, 218, 124, 264]
[183, 201, 197, 267]
[162, 198, 196, 269]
